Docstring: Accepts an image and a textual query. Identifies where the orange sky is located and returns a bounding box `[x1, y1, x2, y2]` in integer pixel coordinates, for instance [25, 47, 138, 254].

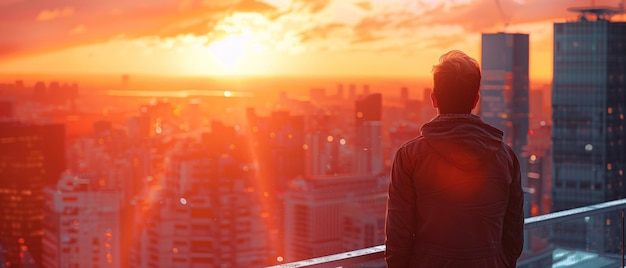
[0, 0, 624, 81]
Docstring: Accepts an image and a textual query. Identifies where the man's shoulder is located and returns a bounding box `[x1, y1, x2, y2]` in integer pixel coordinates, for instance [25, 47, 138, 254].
[399, 135, 425, 149]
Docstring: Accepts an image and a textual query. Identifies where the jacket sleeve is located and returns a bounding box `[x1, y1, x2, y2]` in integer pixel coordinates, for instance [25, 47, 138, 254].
[385, 147, 417, 268]
[502, 151, 524, 267]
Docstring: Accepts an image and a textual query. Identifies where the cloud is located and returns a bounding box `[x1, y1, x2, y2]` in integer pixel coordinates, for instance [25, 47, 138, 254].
[69, 24, 86, 35]
[421, 0, 619, 33]
[233, 0, 277, 13]
[2, 0, 623, 67]
[354, 1, 372, 11]
[348, 13, 392, 45]
[350, 32, 383, 44]
[0, 0, 281, 59]
[36, 6, 74, 21]
[294, 0, 331, 13]
[420, 34, 465, 50]
[299, 23, 345, 42]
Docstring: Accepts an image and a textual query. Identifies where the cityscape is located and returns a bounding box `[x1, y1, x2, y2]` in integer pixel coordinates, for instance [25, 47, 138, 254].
[1, 1, 626, 268]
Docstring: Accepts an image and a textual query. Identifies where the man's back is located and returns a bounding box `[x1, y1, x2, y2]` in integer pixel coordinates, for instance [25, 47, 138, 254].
[385, 114, 524, 267]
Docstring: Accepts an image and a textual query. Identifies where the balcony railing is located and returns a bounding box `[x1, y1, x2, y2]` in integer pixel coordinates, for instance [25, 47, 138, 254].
[269, 198, 626, 268]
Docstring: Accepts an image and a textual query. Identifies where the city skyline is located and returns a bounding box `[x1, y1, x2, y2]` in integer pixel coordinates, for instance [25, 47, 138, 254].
[2, 1, 626, 267]
[2, 0, 625, 80]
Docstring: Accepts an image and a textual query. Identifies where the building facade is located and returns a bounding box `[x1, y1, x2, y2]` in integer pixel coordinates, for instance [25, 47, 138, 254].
[42, 174, 121, 268]
[551, 7, 626, 252]
[130, 143, 272, 267]
[480, 32, 530, 160]
[354, 93, 383, 175]
[283, 174, 387, 262]
[0, 122, 65, 267]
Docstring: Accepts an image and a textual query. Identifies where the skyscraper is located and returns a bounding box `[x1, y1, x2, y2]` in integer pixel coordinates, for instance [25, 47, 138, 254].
[480, 32, 530, 160]
[354, 93, 383, 175]
[0, 122, 65, 267]
[551, 7, 626, 252]
[480, 33, 532, 255]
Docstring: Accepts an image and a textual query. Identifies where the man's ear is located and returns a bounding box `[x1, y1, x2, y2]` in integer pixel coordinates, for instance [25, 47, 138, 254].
[472, 93, 480, 109]
[430, 92, 438, 108]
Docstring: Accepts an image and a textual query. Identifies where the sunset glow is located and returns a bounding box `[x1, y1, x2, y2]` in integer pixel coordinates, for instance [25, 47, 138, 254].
[0, 0, 625, 80]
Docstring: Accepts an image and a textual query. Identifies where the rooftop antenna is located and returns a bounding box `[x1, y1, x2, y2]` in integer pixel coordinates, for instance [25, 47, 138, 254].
[567, 5, 624, 21]
[494, 0, 509, 32]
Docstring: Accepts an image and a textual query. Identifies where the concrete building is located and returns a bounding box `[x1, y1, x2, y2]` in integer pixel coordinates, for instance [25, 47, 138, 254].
[131, 143, 271, 267]
[42, 173, 121, 268]
[283, 174, 387, 262]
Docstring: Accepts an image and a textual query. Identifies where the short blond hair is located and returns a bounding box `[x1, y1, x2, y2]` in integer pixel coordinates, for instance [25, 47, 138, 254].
[432, 50, 481, 114]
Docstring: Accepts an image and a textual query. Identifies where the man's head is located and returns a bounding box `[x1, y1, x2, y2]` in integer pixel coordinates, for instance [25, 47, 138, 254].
[431, 50, 481, 114]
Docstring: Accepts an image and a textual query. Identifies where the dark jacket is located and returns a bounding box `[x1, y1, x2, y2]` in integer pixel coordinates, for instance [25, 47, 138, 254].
[385, 114, 524, 268]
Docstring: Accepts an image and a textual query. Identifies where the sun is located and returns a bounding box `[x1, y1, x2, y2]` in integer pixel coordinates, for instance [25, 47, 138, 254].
[208, 34, 252, 73]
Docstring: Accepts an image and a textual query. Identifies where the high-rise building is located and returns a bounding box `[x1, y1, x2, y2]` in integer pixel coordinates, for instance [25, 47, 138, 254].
[307, 130, 341, 176]
[131, 143, 272, 267]
[348, 84, 356, 101]
[0, 122, 65, 267]
[246, 108, 306, 192]
[336, 83, 344, 100]
[354, 93, 383, 175]
[551, 7, 626, 252]
[0, 100, 13, 119]
[481, 32, 533, 256]
[283, 174, 387, 262]
[400, 87, 409, 103]
[305, 110, 351, 176]
[480, 32, 530, 160]
[42, 174, 121, 268]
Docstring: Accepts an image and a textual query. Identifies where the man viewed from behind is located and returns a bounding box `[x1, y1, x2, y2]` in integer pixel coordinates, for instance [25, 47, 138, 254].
[385, 50, 524, 267]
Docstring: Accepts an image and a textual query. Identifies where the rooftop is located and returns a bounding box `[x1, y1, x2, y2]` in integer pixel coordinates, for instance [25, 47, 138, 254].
[567, 6, 624, 21]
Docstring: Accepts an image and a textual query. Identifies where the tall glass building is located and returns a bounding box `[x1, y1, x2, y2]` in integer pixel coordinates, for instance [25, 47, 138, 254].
[0, 122, 65, 267]
[551, 7, 626, 253]
[480, 32, 532, 255]
[480, 33, 530, 162]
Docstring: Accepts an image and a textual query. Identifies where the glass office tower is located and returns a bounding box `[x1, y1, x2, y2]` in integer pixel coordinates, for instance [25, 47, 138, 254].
[481, 33, 530, 161]
[481, 32, 532, 255]
[0, 122, 66, 267]
[552, 7, 626, 253]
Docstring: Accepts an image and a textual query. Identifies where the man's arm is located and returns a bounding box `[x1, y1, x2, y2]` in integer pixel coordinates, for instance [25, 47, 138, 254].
[385, 147, 417, 268]
[502, 151, 524, 267]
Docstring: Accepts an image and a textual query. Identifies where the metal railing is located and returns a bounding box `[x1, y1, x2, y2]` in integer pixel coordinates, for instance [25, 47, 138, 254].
[269, 198, 626, 268]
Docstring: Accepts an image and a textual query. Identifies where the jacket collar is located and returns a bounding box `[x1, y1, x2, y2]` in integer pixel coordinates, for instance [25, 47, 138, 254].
[429, 113, 481, 123]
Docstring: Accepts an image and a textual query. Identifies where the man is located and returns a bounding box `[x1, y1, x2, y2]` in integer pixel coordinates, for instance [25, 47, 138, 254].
[385, 50, 524, 267]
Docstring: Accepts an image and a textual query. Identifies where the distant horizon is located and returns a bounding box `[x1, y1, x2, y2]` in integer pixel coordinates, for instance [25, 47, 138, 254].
[0, 72, 553, 83]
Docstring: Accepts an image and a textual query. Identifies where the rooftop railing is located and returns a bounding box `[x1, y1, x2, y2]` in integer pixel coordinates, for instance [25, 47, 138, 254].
[269, 198, 626, 268]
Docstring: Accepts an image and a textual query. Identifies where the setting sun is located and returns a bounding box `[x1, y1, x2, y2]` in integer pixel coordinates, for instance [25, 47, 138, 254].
[208, 35, 250, 72]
